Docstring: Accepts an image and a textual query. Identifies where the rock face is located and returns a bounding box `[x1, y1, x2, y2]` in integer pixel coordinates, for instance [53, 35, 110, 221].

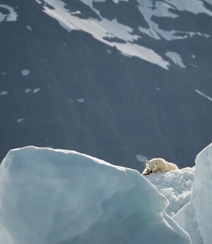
[1, 0, 212, 171]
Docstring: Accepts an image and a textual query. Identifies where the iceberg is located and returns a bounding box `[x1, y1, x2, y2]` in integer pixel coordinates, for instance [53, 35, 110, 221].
[0, 146, 190, 244]
[174, 143, 212, 244]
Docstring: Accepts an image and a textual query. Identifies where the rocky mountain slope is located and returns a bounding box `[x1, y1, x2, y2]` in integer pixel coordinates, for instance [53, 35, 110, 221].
[1, 0, 212, 171]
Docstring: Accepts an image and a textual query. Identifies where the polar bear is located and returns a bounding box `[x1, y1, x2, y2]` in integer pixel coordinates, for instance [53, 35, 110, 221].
[142, 158, 178, 175]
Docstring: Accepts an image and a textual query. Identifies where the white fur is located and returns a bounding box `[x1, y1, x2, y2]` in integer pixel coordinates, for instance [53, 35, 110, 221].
[142, 158, 178, 175]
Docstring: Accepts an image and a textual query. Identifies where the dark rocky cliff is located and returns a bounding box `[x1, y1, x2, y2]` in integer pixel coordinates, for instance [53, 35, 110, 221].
[1, 0, 212, 171]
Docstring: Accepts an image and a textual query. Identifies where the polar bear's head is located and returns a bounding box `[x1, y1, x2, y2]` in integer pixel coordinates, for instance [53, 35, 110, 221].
[145, 159, 161, 173]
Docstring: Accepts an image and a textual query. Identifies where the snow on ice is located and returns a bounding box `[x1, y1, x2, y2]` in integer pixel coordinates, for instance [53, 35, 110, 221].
[0, 146, 190, 244]
[0, 143, 212, 243]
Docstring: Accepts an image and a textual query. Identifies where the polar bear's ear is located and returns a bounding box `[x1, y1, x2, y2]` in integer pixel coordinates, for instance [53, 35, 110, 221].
[146, 160, 148, 165]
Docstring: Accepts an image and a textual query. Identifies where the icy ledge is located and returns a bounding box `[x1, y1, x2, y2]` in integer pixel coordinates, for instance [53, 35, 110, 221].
[0, 146, 190, 244]
[174, 143, 212, 244]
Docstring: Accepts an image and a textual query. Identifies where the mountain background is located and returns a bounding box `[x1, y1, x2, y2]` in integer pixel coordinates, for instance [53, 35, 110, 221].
[1, 0, 212, 171]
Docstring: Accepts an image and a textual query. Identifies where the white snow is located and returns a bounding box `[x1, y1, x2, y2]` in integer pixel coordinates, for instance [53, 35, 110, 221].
[148, 1, 179, 19]
[137, 0, 212, 41]
[23, 88, 40, 94]
[205, 0, 212, 5]
[25, 89, 31, 93]
[190, 64, 198, 68]
[146, 167, 195, 217]
[40, 0, 169, 69]
[33, 0, 212, 70]
[0, 91, 8, 95]
[0, 146, 191, 244]
[112, 0, 129, 3]
[163, 0, 212, 16]
[138, 26, 161, 40]
[17, 118, 24, 123]
[195, 89, 212, 102]
[0, 4, 18, 23]
[165, 51, 186, 68]
[35, 0, 42, 4]
[70, 10, 81, 16]
[21, 69, 30, 76]
[77, 98, 85, 103]
[33, 88, 40, 93]
[26, 25, 32, 31]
